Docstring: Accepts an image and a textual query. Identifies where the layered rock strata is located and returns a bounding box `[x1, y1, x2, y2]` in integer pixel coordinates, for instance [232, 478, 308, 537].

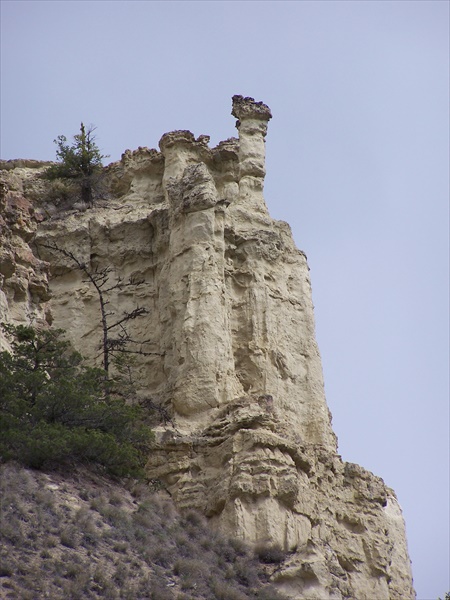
[0, 161, 52, 351]
[0, 96, 415, 599]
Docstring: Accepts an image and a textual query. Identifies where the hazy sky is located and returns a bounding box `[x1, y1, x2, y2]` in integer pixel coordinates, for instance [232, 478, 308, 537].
[1, 1, 448, 598]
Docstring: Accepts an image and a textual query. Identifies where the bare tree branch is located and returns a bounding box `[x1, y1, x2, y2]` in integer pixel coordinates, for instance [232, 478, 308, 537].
[39, 242, 160, 378]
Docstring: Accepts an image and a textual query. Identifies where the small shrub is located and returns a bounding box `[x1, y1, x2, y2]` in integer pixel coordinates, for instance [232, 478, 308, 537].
[102, 504, 124, 527]
[109, 491, 124, 506]
[255, 542, 287, 564]
[256, 586, 287, 599]
[64, 563, 84, 580]
[79, 489, 90, 501]
[92, 566, 108, 587]
[149, 580, 175, 600]
[90, 495, 107, 513]
[200, 536, 214, 551]
[218, 539, 238, 563]
[182, 509, 205, 528]
[0, 564, 13, 577]
[60, 527, 79, 548]
[0, 521, 24, 545]
[44, 535, 58, 548]
[210, 580, 249, 600]
[33, 488, 55, 508]
[147, 546, 174, 569]
[113, 541, 129, 554]
[174, 558, 209, 580]
[234, 557, 261, 588]
[75, 507, 97, 530]
[113, 563, 130, 585]
[229, 537, 249, 556]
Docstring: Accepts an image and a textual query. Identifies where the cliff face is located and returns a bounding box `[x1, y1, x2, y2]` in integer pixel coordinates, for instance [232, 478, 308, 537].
[0, 96, 415, 599]
[0, 161, 52, 351]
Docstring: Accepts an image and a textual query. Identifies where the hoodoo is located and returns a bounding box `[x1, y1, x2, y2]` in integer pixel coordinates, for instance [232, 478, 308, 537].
[0, 96, 415, 599]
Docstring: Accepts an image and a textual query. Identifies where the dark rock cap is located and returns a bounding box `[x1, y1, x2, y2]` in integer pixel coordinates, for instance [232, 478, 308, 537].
[231, 95, 272, 122]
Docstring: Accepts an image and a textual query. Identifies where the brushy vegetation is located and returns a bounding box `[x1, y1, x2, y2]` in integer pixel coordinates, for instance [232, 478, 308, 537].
[0, 464, 285, 599]
[0, 324, 153, 477]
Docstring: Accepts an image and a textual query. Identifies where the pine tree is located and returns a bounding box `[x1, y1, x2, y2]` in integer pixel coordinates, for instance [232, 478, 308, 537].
[0, 324, 153, 476]
[45, 123, 107, 207]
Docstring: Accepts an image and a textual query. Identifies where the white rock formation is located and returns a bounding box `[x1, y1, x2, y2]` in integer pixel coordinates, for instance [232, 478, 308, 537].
[0, 96, 415, 599]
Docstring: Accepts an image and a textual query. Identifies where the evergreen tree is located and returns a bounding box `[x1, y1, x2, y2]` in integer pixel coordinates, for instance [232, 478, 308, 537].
[45, 123, 107, 206]
[0, 324, 153, 477]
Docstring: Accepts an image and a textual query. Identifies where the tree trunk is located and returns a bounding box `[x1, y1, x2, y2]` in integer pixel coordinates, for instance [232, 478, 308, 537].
[81, 178, 93, 207]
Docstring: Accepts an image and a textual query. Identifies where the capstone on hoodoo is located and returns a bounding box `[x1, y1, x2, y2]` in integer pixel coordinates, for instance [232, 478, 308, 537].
[0, 96, 415, 599]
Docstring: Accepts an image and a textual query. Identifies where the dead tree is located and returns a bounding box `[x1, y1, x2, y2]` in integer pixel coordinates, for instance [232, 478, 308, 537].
[40, 242, 158, 378]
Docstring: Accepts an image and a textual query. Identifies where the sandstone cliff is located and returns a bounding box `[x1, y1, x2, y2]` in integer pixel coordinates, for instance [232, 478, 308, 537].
[0, 96, 415, 599]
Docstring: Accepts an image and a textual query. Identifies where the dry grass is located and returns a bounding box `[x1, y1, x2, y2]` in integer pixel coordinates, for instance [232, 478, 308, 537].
[0, 462, 285, 599]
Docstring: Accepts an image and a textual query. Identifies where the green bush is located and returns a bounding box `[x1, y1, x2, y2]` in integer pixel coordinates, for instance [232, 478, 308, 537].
[0, 324, 153, 477]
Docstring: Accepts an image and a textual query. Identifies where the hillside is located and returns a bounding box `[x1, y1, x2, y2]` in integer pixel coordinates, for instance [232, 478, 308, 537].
[0, 463, 284, 599]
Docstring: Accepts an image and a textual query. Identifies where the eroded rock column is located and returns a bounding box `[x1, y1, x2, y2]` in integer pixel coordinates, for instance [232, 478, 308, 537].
[231, 94, 272, 216]
[159, 132, 241, 426]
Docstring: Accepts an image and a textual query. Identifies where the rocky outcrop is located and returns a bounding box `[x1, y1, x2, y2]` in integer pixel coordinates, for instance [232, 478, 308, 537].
[0, 96, 415, 599]
[0, 163, 52, 351]
[148, 397, 414, 599]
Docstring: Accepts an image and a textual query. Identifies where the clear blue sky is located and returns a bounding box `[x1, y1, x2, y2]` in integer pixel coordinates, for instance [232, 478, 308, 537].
[1, 2, 448, 598]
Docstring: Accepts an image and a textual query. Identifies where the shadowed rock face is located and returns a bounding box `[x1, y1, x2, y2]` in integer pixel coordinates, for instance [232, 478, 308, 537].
[0, 96, 415, 599]
[0, 170, 51, 352]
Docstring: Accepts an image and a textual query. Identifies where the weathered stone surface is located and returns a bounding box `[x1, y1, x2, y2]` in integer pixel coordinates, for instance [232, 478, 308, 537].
[147, 394, 415, 599]
[0, 166, 51, 350]
[0, 97, 415, 599]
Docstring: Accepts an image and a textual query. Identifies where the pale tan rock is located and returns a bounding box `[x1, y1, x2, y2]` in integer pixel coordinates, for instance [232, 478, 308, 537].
[2, 97, 415, 599]
[147, 396, 415, 599]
